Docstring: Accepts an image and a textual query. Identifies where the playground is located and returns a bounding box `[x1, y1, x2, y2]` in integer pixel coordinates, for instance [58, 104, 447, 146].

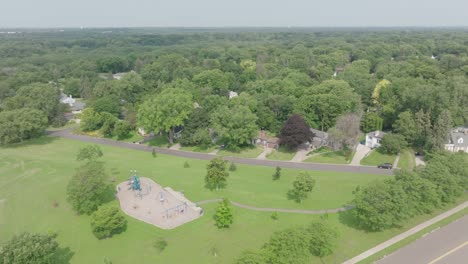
[116, 174, 203, 229]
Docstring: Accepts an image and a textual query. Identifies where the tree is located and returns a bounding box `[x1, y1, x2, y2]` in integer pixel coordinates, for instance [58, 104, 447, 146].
[137, 88, 193, 144]
[273, 166, 281, 180]
[307, 221, 338, 258]
[193, 69, 233, 96]
[76, 145, 103, 162]
[62, 78, 81, 98]
[91, 96, 121, 117]
[67, 161, 109, 215]
[205, 158, 229, 190]
[179, 108, 211, 146]
[211, 105, 258, 148]
[279, 114, 313, 150]
[431, 110, 453, 150]
[0, 232, 60, 264]
[262, 227, 310, 264]
[100, 112, 118, 137]
[80, 108, 103, 132]
[0, 108, 48, 144]
[393, 111, 417, 144]
[327, 113, 362, 151]
[14, 83, 60, 122]
[214, 198, 233, 228]
[379, 134, 407, 155]
[353, 180, 411, 231]
[113, 121, 132, 140]
[90, 205, 127, 239]
[289, 172, 316, 202]
[361, 112, 383, 133]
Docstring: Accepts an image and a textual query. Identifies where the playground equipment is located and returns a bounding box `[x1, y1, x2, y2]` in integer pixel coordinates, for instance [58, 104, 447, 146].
[163, 202, 187, 219]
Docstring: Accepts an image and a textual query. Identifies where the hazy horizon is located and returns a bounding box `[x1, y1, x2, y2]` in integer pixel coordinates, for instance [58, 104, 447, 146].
[1, 0, 467, 28]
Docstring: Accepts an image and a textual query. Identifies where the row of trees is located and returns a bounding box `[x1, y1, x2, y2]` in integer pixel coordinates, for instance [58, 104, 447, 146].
[353, 152, 467, 231]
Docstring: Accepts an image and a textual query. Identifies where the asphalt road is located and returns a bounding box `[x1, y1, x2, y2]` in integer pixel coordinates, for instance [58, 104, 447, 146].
[47, 129, 393, 176]
[377, 215, 468, 264]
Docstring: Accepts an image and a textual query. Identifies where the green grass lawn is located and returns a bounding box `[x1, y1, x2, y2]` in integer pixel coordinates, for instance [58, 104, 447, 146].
[146, 136, 171, 148]
[1, 137, 466, 264]
[179, 145, 218, 153]
[398, 149, 416, 171]
[304, 150, 351, 164]
[360, 149, 396, 166]
[217, 146, 264, 158]
[266, 147, 296, 161]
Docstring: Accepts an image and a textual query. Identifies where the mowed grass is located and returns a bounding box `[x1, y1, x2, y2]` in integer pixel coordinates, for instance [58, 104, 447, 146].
[360, 149, 396, 166]
[1, 137, 466, 264]
[305, 151, 351, 164]
[266, 147, 296, 161]
[217, 146, 264, 158]
[398, 149, 416, 171]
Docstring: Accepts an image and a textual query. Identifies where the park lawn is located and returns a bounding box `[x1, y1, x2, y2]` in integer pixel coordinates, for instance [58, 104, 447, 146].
[360, 150, 396, 166]
[2, 137, 465, 264]
[304, 151, 351, 164]
[266, 147, 296, 161]
[179, 145, 218, 153]
[217, 146, 264, 158]
[398, 149, 415, 171]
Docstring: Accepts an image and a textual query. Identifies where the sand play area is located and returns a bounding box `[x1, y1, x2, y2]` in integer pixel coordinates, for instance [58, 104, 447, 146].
[116, 177, 203, 229]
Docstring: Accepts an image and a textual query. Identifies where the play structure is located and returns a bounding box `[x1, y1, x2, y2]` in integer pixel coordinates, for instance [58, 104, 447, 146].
[116, 172, 203, 229]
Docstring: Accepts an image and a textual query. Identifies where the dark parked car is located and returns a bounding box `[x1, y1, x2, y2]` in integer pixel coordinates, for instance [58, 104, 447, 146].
[378, 163, 393, 169]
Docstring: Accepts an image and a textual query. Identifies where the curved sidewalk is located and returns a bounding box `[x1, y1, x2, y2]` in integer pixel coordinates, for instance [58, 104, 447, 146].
[47, 129, 392, 175]
[196, 198, 353, 214]
[343, 201, 468, 264]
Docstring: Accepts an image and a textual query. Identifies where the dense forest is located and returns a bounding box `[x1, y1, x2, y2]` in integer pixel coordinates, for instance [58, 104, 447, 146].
[0, 28, 467, 152]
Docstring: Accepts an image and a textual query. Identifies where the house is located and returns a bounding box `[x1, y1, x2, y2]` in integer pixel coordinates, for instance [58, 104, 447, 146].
[333, 67, 345, 77]
[365, 130, 386, 149]
[444, 127, 468, 153]
[229, 91, 238, 99]
[112, 70, 135, 80]
[71, 101, 85, 114]
[60, 94, 75, 105]
[255, 130, 279, 149]
[60, 93, 86, 114]
[309, 128, 328, 148]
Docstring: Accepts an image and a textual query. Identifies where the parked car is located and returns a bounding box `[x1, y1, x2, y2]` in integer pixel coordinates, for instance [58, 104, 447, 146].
[377, 163, 393, 169]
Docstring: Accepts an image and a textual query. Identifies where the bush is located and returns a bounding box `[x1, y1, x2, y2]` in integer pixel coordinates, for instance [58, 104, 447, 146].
[153, 237, 168, 253]
[271, 212, 279, 220]
[80, 108, 103, 132]
[272, 166, 281, 180]
[183, 161, 190, 168]
[90, 205, 127, 239]
[307, 221, 338, 257]
[113, 120, 132, 139]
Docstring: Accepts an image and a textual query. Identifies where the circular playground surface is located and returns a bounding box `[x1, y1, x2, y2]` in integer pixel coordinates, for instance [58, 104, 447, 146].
[116, 177, 203, 229]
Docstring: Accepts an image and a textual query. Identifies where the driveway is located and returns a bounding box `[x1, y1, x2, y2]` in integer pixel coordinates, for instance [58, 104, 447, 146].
[47, 129, 393, 175]
[350, 144, 371, 165]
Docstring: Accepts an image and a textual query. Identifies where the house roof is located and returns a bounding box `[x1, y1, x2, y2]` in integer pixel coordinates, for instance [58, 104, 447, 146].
[448, 127, 468, 147]
[310, 128, 328, 139]
[367, 130, 386, 139]
[71, 101, 85, 111]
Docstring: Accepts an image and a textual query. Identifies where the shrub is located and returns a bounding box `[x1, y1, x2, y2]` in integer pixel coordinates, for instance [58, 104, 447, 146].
[272, 166, 281, 180]
[153, 237, 168, 253]
[214, 199, 233, 228]
[379, 134, 407, 155]
[229, 162, 237, 171]
[90, 205, 127, 239]
[183, 161, 190, 168]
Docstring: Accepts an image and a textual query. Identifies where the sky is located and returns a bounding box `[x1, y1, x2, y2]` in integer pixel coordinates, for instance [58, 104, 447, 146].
[1, 0, 467, 28]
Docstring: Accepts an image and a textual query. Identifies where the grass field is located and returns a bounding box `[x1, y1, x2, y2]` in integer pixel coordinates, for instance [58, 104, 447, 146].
[304, 150, 351, 164]
[266, 147, 296, 161]
[360, 149, 396, 166]
[398, 149, 416, 171]
[217, 146, 264, 158]
[1, 137, 466, 264]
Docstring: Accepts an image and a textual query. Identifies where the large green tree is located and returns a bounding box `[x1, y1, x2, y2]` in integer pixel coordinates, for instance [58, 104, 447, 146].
[205, 158, 229, 190]
[262, 227, 310, 264]
[211, 105, 258, 148]
[66, 161, 109, 215]
[90, 205, 127, 239]
[0, 232, 60, 264]
[307, 221, 338, 258]
[289, 172, 316, 203]
[137, 88, 193, 144]
[0, 108, 48, 144]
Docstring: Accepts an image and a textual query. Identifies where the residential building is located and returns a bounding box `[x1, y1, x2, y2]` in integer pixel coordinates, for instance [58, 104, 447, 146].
[365, 130, 386, 149]
[444, 127, 468, 153]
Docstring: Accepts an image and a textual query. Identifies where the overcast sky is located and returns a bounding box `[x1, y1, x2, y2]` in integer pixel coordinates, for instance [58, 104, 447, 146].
[1, 0, 467, 28]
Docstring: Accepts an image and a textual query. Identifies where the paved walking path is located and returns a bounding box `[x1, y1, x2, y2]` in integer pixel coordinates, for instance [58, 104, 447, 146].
[393, 154, 400, 168]
[350, 144, 371, 166]
[196, 198, 353, 214]
[256, 147, 273, 160]
[47, 129, 393, 175]
[343, 201, 468, 264]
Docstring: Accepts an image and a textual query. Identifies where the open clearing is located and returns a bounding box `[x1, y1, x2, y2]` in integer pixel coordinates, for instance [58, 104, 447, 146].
[0, 137, 466, 264]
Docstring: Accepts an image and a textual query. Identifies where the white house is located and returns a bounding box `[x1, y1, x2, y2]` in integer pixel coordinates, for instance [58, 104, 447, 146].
[60, 94, 75, 105]
[229, 91, 238, 99]
[365, 130, 386, 149]
[444, 127, 468, 153]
